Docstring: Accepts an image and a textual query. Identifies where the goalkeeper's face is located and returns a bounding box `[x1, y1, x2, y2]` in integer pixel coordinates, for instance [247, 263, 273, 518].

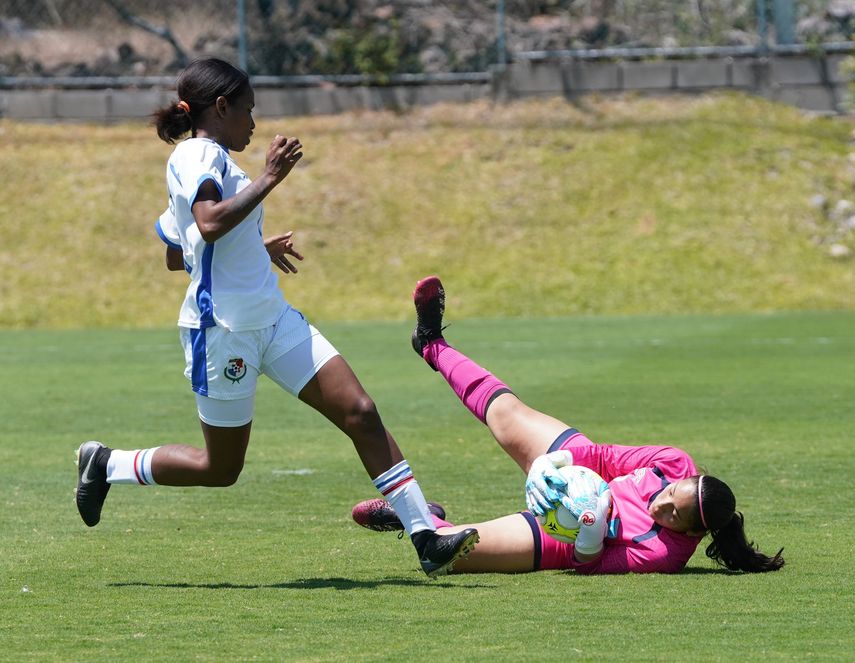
[648, 479, 700, 534]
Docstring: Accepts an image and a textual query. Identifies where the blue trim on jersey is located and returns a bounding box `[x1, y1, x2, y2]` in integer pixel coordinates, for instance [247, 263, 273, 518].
[635, 468, 670, 544]
[521, 511, 543, 570]
[548, 428, 581, 453]
[154, 219, 182, 250]
[195, 243, 215, 328]
[183, 260, 192, 274]
[646, 467, 670, 506]
[632, 523, 662, 544]
[190, 327, 209, 396]
[169, 162, 183, 187]
[189, 173, 223, 209]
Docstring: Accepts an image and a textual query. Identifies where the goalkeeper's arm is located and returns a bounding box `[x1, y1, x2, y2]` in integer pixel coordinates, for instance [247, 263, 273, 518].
[572, 489, 612, 563]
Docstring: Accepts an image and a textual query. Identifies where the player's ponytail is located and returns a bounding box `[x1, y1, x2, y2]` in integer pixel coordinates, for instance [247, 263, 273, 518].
[152, 58, 250, 144]
[696, 475, 785, 573]
[153, 100, 194, 144]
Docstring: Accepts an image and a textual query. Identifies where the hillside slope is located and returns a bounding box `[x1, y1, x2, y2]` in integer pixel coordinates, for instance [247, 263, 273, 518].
[2, 93, 854, 328]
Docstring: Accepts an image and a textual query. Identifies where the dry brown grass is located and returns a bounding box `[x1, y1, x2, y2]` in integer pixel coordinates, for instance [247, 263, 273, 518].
[2, 93, 854, 329]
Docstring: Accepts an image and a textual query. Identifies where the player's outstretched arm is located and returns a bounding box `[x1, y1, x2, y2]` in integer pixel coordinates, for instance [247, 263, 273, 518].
[571, 488, 611, 563]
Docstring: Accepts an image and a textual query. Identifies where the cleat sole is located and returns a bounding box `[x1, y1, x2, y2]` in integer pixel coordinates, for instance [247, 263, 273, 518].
[425, 530, 480, 578]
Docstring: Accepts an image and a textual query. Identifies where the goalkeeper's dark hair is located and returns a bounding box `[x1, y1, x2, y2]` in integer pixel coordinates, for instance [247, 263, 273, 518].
[688, 475, 784, 573]
[153, 58, 250, 144]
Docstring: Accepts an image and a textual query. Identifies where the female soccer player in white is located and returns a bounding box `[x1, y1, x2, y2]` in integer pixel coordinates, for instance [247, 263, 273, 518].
[352, 276, 785, 574]
[74, 59, 477, 577]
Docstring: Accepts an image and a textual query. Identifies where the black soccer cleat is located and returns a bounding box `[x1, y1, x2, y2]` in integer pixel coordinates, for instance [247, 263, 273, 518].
[412, 275, 447, 369]
[413, 527, 480, 578]
[351, 498, 447, 532]
[75, 441, 112, 527]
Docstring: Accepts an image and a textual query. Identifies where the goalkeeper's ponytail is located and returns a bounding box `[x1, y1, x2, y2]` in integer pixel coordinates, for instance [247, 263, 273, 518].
[696, 475, 785, 573]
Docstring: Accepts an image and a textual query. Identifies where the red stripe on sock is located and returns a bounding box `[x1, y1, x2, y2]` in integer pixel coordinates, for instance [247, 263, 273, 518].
[132, 450, 145, 485]
[380, 475, 413, 496]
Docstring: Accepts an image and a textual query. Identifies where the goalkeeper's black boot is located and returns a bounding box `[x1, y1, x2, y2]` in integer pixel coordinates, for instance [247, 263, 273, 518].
[75, 441, 112, 527]
[351, 498, 447, 532]
[411, 275, 446, 370]
[412, 528, 480, 578]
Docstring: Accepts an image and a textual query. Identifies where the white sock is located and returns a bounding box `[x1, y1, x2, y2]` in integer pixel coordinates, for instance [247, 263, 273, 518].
[106, 448, 160, 485]
[372, 460, 435, 535]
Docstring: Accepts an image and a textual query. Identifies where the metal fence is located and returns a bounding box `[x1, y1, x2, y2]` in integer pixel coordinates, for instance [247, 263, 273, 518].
[0, 1, 851, 85]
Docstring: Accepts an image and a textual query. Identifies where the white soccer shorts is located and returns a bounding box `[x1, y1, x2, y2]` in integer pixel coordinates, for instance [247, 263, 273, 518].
[180, 306, 339, 427]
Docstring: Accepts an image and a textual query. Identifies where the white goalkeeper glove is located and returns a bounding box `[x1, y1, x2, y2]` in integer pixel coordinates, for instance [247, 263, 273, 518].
[524, 450, 574, 516]
[570, 485, 612, 559]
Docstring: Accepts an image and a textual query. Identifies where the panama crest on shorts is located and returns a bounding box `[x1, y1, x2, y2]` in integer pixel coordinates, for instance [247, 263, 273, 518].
[224, 357, 247, 383]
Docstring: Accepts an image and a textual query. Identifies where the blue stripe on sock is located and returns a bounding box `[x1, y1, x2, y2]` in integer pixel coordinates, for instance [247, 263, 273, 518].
[140, 448, 153, 485]
[136, 449, 148, 485]
[372, 461, 411, 491]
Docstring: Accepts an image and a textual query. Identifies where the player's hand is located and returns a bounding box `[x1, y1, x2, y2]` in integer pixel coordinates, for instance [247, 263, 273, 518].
[265, 231, 303, 274]
[524, 450, 574, 516]
[265, 135, 303, 183]
[573, 487, 612, 558]
[558, 473, 609, 516]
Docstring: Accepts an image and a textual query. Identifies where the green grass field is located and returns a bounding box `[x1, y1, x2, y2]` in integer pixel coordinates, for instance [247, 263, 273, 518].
[3, 91, 854, 660]
[2, 312, 853, 661]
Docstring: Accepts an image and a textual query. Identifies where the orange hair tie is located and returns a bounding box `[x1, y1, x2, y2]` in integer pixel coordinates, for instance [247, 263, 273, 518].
[176, 100, 190, 113]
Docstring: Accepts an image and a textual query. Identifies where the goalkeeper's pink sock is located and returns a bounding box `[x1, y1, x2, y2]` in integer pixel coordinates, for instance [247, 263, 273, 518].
[432, 513, 453, 528]
[422, 339, 511, 423]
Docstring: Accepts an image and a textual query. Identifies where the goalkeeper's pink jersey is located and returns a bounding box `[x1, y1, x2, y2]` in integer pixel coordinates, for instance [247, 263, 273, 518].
[540, 429, 703, 574]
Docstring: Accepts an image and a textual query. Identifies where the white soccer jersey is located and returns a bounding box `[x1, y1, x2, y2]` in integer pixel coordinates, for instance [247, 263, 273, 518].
[154, 137, 286, 331]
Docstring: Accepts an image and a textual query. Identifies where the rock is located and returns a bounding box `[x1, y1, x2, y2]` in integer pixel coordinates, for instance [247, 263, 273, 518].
[829, 243, 852, 258]
[831, 199, 855, 220]
[809, 194, 828, 210]
[828, 0, 855, 21]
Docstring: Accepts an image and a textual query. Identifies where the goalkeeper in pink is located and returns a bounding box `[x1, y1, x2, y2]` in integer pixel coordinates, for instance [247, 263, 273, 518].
[352, 276, 784, 575]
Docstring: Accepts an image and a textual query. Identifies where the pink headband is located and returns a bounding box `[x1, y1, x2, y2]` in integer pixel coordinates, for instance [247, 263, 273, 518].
[697, 475, 708, 529]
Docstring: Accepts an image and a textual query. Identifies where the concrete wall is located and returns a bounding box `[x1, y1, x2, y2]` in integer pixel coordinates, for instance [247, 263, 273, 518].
[0, 82, 492, 122]
[0, 54, 850, 122]
[497, 54, 850, 113]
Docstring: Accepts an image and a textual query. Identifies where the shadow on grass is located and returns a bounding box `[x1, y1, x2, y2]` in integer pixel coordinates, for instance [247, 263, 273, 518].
[109, 568, 738, 590]
[677, 567, 744, 575]
[109, 576, 495, 590]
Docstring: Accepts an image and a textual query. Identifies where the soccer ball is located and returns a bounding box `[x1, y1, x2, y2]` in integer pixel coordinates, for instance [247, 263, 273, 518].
[539, 503, 582, 544]
[536, 465, 606, 544]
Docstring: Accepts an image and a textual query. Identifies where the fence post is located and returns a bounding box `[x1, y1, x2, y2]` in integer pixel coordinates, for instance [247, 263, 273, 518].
[237, 0, 248, 71]
[496, 0, 507, 69]
[772, 0, 795, 45]
[756, 0, 769, 54]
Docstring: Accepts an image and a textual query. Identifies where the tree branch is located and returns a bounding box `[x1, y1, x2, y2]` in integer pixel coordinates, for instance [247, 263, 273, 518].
[102, 0, 188, 67]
